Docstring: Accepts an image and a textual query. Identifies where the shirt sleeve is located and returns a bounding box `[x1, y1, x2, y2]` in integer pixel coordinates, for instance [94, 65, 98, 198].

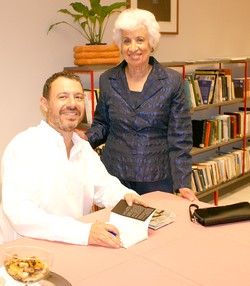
[1, 141, 91, 245]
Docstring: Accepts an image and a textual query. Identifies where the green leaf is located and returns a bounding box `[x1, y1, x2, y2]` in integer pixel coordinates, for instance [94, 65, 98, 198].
[48, 1, 128, 44]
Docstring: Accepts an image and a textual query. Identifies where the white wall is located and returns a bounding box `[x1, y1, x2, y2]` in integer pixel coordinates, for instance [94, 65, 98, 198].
[1, 0, 250, 185]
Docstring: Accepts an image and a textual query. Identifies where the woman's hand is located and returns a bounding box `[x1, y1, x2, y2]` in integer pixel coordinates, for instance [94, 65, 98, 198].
[75, 129, 88, 141]
[88, 222, 123, 248]
[179, 188, 198, 202]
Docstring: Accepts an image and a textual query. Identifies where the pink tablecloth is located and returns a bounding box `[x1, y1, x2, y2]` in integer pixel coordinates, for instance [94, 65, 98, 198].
[1, 192, 249, 286]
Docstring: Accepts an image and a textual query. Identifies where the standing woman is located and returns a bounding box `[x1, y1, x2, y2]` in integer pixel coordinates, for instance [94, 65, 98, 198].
[85, 8, 197, 201]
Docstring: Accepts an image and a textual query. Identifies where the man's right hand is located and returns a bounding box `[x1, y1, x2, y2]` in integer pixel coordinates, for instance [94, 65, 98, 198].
[88, 222, 123, 248]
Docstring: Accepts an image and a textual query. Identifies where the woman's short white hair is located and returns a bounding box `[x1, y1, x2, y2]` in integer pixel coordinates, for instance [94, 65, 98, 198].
[113, 8, 161, 49]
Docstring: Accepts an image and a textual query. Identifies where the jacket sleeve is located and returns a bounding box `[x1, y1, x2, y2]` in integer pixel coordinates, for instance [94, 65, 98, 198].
[85, 74, 110, 149]
[167, 72, 193, 191]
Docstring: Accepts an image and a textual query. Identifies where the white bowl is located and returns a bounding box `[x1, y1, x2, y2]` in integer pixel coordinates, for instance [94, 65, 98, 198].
[1, 245, 54, 284]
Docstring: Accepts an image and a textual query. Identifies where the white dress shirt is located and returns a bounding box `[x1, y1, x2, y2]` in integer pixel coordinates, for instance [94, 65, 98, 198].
[0, 120, 134, 245]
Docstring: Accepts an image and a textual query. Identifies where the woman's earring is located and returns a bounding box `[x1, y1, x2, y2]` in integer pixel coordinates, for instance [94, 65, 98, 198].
[151, 47, 154, 53]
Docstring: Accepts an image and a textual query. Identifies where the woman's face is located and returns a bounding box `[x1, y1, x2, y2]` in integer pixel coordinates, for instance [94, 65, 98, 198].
[121, 26, 152, 68]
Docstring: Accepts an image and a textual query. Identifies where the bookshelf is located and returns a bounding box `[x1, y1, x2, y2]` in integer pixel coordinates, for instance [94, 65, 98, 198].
[64, 57, 250, 205]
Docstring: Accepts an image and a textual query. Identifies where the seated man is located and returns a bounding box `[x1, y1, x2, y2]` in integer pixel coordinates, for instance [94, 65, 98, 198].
[0, 71, 148, 248]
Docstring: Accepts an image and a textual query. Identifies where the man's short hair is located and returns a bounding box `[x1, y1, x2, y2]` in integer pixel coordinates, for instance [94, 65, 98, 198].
[43, 71, 83, 99]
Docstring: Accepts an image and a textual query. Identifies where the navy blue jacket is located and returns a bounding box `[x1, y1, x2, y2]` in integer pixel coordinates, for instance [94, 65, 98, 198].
[86, 57, 192, 191]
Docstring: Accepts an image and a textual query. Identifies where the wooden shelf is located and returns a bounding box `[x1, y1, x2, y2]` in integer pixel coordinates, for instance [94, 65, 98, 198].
[196, 171, 250, 200]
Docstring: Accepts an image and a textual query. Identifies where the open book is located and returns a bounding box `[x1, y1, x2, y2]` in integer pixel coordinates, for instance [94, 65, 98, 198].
[109, 200, 156, 248]
[149, 209, 176, 230]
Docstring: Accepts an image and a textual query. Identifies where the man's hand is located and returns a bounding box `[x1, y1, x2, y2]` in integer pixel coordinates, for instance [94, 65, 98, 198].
[88, 222, 123, 248]
[75, 129, 88, 141]
[179, 188, 198, 202]
[124, 193, 149, 207]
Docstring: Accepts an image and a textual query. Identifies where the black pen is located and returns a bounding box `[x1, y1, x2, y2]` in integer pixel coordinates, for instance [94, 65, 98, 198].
[108, 231, 117, 237]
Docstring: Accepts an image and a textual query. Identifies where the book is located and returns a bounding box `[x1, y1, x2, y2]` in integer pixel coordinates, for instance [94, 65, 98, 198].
[194, 70, 219, 104]
[184, 78, 194, 108]
[186, 74, 202, 106]
[83, 89, 97, 124]
[149, 209, 176, 230]
[210, 114, 230, 141]
[224, 111, 244, 137]
[197, 79, 212, 104]
[192, 120, 206, 148]
[233, 77, 250, 98]
[109, 199, 156, 248]
[229, 114, 237, 139]
[233, 78, 244, 98]
[204, 120, 212, 147]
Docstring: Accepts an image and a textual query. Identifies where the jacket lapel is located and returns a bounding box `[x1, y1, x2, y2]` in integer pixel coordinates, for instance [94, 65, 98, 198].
[109, 58, 168, 110]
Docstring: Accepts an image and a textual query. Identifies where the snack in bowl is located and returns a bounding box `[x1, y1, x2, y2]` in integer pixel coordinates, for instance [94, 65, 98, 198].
[1, 246, 53, 283]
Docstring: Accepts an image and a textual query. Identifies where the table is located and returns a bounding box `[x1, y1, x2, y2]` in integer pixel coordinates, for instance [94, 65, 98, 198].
[1, 192, 249, 286]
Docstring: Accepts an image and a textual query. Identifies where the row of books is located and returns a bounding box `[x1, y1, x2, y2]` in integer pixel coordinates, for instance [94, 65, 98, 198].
[78, 89, 99, 128]
[185, 68, 250, 108]
[191, 147, 250, 193]
[192, 109, 250, 148]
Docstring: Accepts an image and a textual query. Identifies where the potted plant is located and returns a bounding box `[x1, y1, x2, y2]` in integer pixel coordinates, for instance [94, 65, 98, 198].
[48, 0, 128, 65]
[48, 0, 128, 45]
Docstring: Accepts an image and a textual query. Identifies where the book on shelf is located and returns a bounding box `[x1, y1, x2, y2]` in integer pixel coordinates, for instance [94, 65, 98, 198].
[192, 148, 247, 192]
[191, 166, 204, 192]
[197, 79, 212, 104]
[232, 77, 250, 98]
[219, 69, 234, 101]
[194, 79, 203, 105]
[204, 120, 212, 147]
[184, 78, 195, 108]
[186, 74, 202, 106]
[224, 111, 244, 137]
[238, 107, 250, 135]
[229, 114, 237, 139]
[192, 164, 210, 190]
[192, 119, 206, 148]
[210, 114, 230, 142]
[194, 70, 219, 104]
[83, 89, 97, 125]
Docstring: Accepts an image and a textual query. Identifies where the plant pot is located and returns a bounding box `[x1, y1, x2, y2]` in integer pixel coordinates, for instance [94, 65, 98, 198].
[73, 44, 120, 66]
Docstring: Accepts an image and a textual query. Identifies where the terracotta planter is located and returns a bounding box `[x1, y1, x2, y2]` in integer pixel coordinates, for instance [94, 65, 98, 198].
[73, 44, 120, 66]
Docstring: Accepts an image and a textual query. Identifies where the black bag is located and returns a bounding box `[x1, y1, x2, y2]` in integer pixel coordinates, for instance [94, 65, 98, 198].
[189, 202, 250, 226]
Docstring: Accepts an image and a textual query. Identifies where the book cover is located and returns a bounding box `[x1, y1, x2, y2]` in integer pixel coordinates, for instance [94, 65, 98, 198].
[149, 209, 176, 230]
[192, 120, 206, 148]
[83, 89, 97, 124]
[194, 70, 219, 104]
[233, 77, 250, 98]
[184, 78, 194, 108]
[109, 200, 156, 248]
[204, 120, 211, 147]
[186, 74, 200, 106]
[192, 166, 203, 192]
[197, 79, 212, 104]
[233, 78, 244, 98]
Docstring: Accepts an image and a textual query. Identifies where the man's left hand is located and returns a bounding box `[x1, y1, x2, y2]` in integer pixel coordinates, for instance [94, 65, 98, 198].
[124, 193, 149, 207]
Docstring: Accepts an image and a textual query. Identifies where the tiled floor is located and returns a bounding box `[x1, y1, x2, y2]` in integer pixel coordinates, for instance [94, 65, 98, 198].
[207, 183, 250, 206]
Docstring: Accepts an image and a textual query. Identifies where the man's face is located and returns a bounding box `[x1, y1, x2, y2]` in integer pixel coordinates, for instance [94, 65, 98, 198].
[40, 76, 85, 134]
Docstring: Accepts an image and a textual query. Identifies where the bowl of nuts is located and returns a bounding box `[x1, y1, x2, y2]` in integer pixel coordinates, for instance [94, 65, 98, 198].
[1, 245, 54, 284]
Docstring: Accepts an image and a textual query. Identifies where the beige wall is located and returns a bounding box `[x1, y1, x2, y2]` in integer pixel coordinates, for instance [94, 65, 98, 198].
[0, 0, 250, 184]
